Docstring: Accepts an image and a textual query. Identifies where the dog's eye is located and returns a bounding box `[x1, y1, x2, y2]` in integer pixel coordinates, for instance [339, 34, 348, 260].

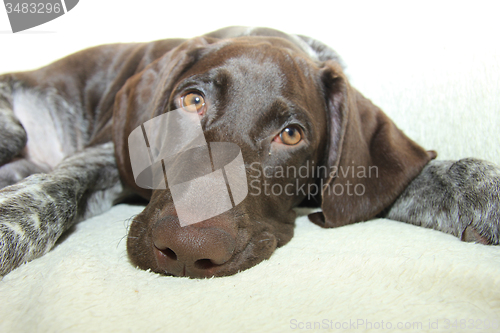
[275, 126, 303, 145]
[181, 92, 206, 114]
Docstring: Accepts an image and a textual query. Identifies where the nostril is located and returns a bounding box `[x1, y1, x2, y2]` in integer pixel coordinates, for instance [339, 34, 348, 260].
[153, 223, 236, 276]
[159, 247, 177, 261]
[194, 258, 218, 270]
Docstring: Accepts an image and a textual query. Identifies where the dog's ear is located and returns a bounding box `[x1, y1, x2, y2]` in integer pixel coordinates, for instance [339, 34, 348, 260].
[309, 61, 436, 228]
[112, 37, 212, 198]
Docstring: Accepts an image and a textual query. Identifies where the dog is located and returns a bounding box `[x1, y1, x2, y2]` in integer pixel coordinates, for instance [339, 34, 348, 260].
[1, 27, 499, 278]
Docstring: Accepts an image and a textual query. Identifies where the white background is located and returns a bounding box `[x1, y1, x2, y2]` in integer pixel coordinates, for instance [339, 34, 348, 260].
[1, 1, 499, 74]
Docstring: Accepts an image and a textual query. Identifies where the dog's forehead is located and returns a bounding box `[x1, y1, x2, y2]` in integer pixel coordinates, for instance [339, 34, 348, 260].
[185, 39, 322, 103]
[194, 37, 319, 81]
[211, 55, 285, 96]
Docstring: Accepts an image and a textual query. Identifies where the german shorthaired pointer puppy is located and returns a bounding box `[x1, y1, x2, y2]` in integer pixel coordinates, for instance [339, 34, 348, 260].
[1, 27, 499, 278]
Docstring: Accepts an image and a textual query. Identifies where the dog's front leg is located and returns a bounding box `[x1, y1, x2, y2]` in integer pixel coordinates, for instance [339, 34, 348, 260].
[0, 142, 125, 276]
[385, 158, 500, 244]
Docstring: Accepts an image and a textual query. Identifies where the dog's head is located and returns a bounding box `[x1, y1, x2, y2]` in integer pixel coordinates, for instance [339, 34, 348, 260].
[113, 33, 433, 278]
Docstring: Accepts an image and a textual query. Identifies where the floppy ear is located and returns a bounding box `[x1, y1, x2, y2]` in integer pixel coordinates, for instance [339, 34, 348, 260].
[112, 37, 212, 198]
[309, 61, 436, 228]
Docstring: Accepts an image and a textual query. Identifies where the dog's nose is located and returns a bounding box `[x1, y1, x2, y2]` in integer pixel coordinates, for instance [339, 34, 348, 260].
[152, 221, 236, 278]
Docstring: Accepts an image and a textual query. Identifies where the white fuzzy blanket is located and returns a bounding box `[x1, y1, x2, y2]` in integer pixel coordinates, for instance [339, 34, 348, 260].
[1, 1, 500, 332]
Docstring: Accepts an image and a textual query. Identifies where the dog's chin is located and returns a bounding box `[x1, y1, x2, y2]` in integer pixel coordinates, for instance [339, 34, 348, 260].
[127, 219, 281, 278]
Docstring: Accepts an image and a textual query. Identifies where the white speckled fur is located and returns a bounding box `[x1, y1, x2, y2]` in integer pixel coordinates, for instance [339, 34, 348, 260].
[387, 158, 500, 244]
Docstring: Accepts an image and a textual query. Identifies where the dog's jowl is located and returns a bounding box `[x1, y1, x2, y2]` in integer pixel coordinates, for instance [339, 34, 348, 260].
[1, 27, 499, 278]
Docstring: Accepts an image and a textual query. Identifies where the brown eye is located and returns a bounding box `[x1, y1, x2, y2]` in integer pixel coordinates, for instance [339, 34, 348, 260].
[181, 92, 206, 114]
[276, 126, 303, 145]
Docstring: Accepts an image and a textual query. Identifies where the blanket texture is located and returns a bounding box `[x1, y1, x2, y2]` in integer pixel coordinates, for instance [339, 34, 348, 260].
[1, 2, 500, 332]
